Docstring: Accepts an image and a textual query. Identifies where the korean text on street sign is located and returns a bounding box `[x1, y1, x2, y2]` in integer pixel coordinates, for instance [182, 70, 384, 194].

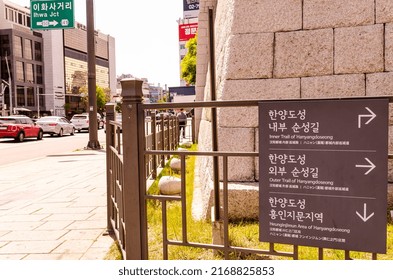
[30, 0, 74, 30]
[259, 99, 388, 253]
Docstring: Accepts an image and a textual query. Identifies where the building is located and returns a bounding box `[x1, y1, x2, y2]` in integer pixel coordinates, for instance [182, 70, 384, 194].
[178, 0, 199, 86]
[0, 0, 116, 117]
[0, 1, 43, 116]
[168, 85, 195, 103]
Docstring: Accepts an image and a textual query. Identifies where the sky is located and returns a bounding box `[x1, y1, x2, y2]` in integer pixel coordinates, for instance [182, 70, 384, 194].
[11, 0, 184, 87]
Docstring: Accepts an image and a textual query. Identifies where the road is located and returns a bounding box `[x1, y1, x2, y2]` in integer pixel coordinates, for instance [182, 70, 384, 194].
[0, 130, 106, 166]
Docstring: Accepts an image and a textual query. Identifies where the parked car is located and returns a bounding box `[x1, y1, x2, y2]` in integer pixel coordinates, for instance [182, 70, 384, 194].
[36, 116, 75, 137]
[0, 115, 44, 142]
[104, 114, 122, 133]
[71, 113, 104, 132]
[70, 114, 89, 132]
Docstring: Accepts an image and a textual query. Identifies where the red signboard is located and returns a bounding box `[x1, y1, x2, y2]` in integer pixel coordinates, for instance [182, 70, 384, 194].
[179, 23, 198, 42]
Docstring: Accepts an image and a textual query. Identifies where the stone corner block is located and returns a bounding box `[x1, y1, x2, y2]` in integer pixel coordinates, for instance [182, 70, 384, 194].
[274, 29, 333, 78]
[304, 0, 374, 29]
[232, 0, 302, 33]
[335, 25, 384, 74]
[226, 33, 274, 80]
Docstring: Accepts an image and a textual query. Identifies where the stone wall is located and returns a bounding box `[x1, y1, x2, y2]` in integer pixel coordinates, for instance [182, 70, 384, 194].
[193, 0, 393, 220]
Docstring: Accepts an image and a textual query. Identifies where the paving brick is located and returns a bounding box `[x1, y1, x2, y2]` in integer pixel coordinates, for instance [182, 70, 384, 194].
[52, 240, 95, 254]
[0, 230, 67, 242]
[0, 241, 63, 254]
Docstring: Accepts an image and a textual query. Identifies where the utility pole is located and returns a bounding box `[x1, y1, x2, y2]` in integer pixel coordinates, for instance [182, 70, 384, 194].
[86, 0, 100, 149]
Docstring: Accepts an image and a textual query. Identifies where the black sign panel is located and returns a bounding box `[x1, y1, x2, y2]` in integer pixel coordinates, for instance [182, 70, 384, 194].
[259, 99, 388, 253]
[183, 0, 200, 11]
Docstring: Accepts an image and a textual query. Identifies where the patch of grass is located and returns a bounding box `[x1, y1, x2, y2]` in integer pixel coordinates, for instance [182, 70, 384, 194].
[147, 144, 216, 260]
[103, 241, 122, 260]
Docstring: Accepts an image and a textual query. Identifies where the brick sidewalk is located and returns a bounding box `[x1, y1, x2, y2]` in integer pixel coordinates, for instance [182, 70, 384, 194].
[0, 150, 113, 260]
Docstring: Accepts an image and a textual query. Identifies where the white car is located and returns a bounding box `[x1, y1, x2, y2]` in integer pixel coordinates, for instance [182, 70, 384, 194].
[71, 113, 104, 132]
[36, 116, 75, 137]
[70, 114, 89, 132]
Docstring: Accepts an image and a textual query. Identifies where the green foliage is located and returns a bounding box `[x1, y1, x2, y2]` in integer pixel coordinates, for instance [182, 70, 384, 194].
[96, 86, 110, 112]
[79, 85, 110, 112]
[180, 35, 197, 85]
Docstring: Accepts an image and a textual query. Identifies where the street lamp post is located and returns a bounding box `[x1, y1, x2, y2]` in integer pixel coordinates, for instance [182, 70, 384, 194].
[4, 55, 13, 115]
[1, 82, 7, 116]
[86, 0, 100, 149]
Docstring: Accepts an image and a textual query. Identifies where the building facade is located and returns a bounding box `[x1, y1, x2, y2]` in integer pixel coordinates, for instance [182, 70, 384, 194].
[178, 0, 199, 86]
[0, 0, 116, 117]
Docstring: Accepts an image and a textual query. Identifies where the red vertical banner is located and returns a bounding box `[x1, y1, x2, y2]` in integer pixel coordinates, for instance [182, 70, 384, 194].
[179, 23, 198, 42]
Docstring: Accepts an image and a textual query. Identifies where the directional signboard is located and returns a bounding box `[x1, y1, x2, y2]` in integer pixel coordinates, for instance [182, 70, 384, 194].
[259, 98, 388, 253]
[30, 0, 74, 30]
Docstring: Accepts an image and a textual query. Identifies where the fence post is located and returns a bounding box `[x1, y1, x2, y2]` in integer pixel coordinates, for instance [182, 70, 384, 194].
[191, 114, 196, 143]
[160, 114, 165, 167]
[105, 103, 115, 234]
[120, 78, 145, 260]
[151, 111, 157, 179]
[165, 117, 170, 160]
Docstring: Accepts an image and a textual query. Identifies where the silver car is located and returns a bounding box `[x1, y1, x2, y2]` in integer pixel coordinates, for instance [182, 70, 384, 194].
[36, 116, 75, 137]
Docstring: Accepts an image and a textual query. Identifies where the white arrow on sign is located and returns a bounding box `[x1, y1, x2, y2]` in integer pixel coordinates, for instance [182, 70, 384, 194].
[355, 158, 376, 175]
[36, 20, 59, 27]
[356, 203, 375, 222]
[358, 107, 376, 128]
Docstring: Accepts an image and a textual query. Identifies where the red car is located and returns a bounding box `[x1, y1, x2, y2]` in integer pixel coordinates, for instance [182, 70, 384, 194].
[0, 116, 44, 142]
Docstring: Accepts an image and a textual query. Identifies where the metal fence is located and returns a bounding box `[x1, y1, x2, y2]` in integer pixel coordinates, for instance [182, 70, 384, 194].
[105, 79, 390, 260]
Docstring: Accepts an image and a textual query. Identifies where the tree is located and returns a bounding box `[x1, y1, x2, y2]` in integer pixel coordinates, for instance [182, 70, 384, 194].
[180, 35, 197, 85]
[79, 85, 110, 113]
[96, 86, 110, 113]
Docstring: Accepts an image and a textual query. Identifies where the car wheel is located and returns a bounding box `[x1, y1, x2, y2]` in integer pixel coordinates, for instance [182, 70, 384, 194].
[15, 132, 25, 142]
[37, 130, 43, 140]
[58, 129, 63, 137]
[78, 129, 81, 133]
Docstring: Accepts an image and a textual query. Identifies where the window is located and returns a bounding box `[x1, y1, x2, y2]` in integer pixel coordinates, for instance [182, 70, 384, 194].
[26, 63, 34, 83]
[0, 35, 10, 57]
[18, 13, 23, 25]
[13, 36, 23, 58]
[37, 87, 44, 107]
[24, 39, 33, 60]
[5, 6, 30, 28]
[27, 87, 35, 106]
[7, 9, 14, 22]
[17, 87, 25, 106]
[34, 42, 42, 61]
[16, 61, 24, 82]
[36, 65, 43, 84]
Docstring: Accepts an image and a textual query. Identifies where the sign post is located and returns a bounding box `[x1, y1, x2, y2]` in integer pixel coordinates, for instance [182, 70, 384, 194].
[259, 98, 388, 253]
[30, 0, 75, 30]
